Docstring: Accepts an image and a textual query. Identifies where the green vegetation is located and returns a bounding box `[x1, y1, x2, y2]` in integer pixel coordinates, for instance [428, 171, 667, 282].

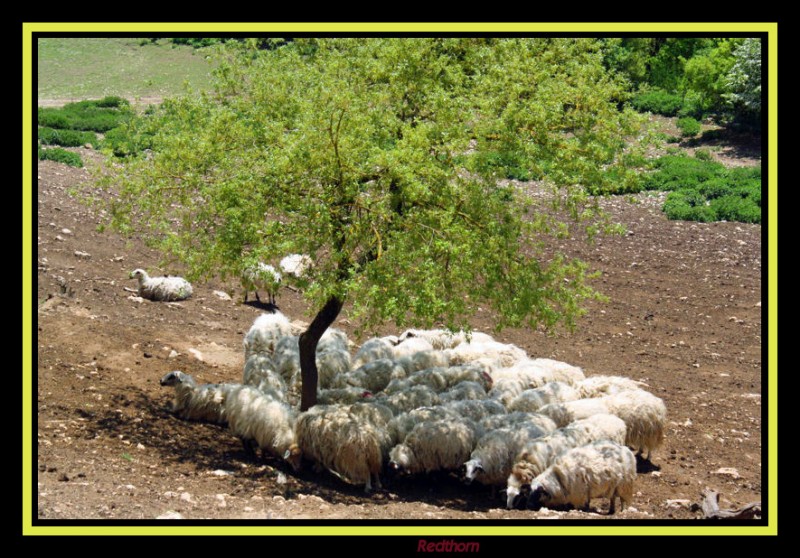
[676, 116, 701, 137]
[37, 37, 214, 99]
[645, 155, 760, 223]
[38, 127, 99, 148]
[99, 38, 644, 409]
[38, 97, 132, 132]
[631, 88, 683, 116]
[38, 146, 83, 167]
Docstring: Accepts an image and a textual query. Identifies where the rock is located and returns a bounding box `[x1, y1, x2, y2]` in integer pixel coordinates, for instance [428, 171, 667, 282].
[61, 228, 72, 235]
[156, 511, 184, 520]
[168, 350, 179, 359]
[213, 290, 232, 301]
[666, 499, 692, 509]
[73, 251, 91, 259]
[136, 443, 145, 450]
[215, 494, 227, 508]
[713, 467, 741, 479]
[179, 492, 195, 503]
[276, 472, 287, 485]
[210, 469, 233, 477]
[58, 473, 69, 482]
[84, 143, 93, 149]
[127, 296, 145, 303]
[55, 235, 65, 242]
[188, 348, 204, 361]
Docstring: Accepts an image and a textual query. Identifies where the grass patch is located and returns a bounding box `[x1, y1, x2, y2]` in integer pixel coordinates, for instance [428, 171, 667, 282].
[631, 88, 683, 116]
[38, 127, 99, 148]
[37, 37, 214, 100]
[39, 146, 83, 167]
[38, 98, 132, 132]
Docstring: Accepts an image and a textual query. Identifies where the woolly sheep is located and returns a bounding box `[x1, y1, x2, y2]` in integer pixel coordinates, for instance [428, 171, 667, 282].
[375, 384, 441, 414]
[316, 348, 352, 389]
[479, 412, 557, 433]
[527, 358, 586, 386]
[525, 440, 637, 514]
[488, 377, 529, 408]
[130, 269, 193, 302]
[576, 375, 649, 399]
[279, 253, 313, 278]
[272, 335, 301, 383]
[445, 341, 528, 368]
[439, 380, 489, 403]
[505, 414, 628, 508]
[464, 419, 556, 487]
[443, 398, 507, 422]
[352, 337, 398, 369]
[382, 367, 449, 394]
[397, 328, 494, 350]
[317, 387, 375, 405]
[507, 382, 580, 413]
[223, 385, 301, 470]
[387, 405, 463, 445]
[241, 262, 282, 305]
[159, 371, 236, 424]
[295, 402, 393, 491]
[331, 358, 407, 393]
[389, 417, 483, 474]
[538, 389, 667, 459]
[317, 327, 350, 354]
[243, 353, 287, 399]
[243, 312, 293, 360]
[391, 337, 435, 359]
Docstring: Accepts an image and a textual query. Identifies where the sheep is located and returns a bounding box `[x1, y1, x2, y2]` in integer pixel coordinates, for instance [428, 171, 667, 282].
[352, 337, 398, 369]
[538, 389, 667, 460]
[464, 419, 556, 487]
[527, 358, 586, 386]
[315, 348, 352, 389]
[507, 382, 580, 413]
[317, 327, 350, 354]
[389, 417, 483, 474]
[130, 269, 193, 302]
[576, 375, 649, 399]
[243, 312, 293, 359]
[317, 387, 375, 406]
[243, 353, 287, 398]
[445, 341, 528, 368]
[525, 440, 637, 514]
[443, 398, 507, 422]
[394, 349, 451, 376]
[241, 262, 282, 305]
[159, 370, 236, 424]
[397, 328, 494, 350]
[478, 412, 557, 434]
[375, 384, 441, 414]
[490, 358, 584, 389]
[223, 385, 301, 470]
[391, 337, 435, 359]
[279, 253, 313, 278]
[272, 335, 301, 383]
[505, 414, 628, 508]
[331, 358, 407, 393]
[382, 367, 449, 394]
[295, 402, 392, 491]
[488, 377, 529, 408]
[439, 380, 489, 403]
[387, 405, 463, 445]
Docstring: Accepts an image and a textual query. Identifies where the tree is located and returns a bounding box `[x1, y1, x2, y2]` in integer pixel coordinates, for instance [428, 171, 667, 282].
[724, 38, 762, 124]
[101, 38, 642, 410]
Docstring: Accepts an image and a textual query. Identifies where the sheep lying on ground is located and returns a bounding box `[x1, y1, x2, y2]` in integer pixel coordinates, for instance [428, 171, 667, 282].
[272, 335, 301, 383]
[538, 389, 667, 459]
[439, 380, 489, 403]
[391, 337, 435, 359]
[243, 312, 293, 359]
[576, 375, 649, 399]
[397, 329, 495, 350]
[387, 405, 463, 445]
[389, 417, 483, 474]
[352, 337, 398, 369]
[446, 341, 528, 368]
[159, 371, 235, 424]
[331, 358, 407, 393]
[507, 382, 579, 413]
[525, 440, 637, 514]
[443, 398, 507, 422]
[130, 269, 193, 301]
[505, 413, 628, 508]
[243, 354, 287, 400]
[295, 402, 393, 491]
[317, 387, 375, 405]
[223, 385, 301, 470]
[315, 348, 352, 389]
[317, 328, 350, 354]
[376, 384, 441, 414]
[241, 262, 282, 305]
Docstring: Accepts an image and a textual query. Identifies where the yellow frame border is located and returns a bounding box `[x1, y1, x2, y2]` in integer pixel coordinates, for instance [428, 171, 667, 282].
[23, 22, 777, 537]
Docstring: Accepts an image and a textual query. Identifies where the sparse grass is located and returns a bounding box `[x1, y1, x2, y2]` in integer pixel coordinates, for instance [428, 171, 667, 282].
[37, 38, 214, 100]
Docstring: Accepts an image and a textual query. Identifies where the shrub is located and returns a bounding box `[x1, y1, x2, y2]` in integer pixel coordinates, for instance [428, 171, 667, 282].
[663, 189, 717, 222]
[38, 127, 99, 148]
[37, 99, 132, 132]
[644, 155, 725, 191]
[103, 125, 154, 157]
[38, 147, 83, 167]
[676, 117, 701, 137]
[694, 148, 713, 161]
[94, 96, 129, 108]
[666, 135, 682, 144]
[631, 88, 683, 116]
[710, 195, 761, 223]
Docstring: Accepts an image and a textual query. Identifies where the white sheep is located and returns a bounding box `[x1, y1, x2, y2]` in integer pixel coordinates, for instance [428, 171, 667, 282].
[576, 375, 649, 399]
[525, 440, 637, 514]
[331, 358, 407, 393]
[445, 341, 528, 368]
[243, 312, 293, 360]
[387, 405, 463, 445]
[130, 269, 193, 301]
[391, 337, 435, 359]
[464, 418, 556, 487]
[397, 328, 495, 350]
[279, 253, 313, 278]
[505, 413, 628, 508]
[389, 417, 483, 474]
[479, 412, 557, 433]
[295, 402, 393, 491]
[538, 389, 667, 460]
[315, 348, 352, 389]
[352, 337, 399, 369]
[382, 367, 449, 394]
[241, 262, 282, 305]
[223, 385, 301, 470]
[488, 377, 529, 408]
[527, 358, 586, 386]
[317, 387, 375, 405]
[443, 398, 507, 422]
[272, 335, 301, 383]
[317, 327, 350, 354]
[439, 380, 489, 403]
[507, 382, 580, 413]
[490, 358, 584, 389]
[375, 384, 441, 414]
[159, 370, 235, 424]
[243, 353, 287, 400]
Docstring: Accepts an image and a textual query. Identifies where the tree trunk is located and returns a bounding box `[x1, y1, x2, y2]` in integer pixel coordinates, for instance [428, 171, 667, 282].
[298, 295, 344, 411]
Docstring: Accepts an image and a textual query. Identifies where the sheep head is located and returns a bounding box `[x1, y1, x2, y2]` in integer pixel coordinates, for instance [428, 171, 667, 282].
[526, 484, 550, 511]
[160, 370, 192, 386]
[283, 444, 303, 472]
[463, 459, 484, 484]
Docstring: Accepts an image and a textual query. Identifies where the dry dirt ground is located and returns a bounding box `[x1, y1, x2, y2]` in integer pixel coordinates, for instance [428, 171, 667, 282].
[34, 144, 764, 524]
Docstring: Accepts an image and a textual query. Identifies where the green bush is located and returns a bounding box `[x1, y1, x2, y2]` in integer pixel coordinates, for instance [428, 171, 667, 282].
[694, 148, 713, 161]
[38, 127, 99, 148]
[102, 125, 154, 157]
[644, 155, 726, 191]
[663, 189, 717, 222]
[631, 88, 683, 116]
[676, 117, 702, 137]
[38, 99, 132, 132]
[38, 147, 83, 167]
[710, 195, 761, 223]
[666, 135, 682, 144]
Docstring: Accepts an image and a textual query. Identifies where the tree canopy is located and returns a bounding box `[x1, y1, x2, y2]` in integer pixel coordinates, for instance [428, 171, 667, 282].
[101, 37, 643, 409]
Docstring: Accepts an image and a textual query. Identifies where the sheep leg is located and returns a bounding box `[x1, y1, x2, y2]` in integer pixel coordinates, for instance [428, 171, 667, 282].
[373, 474, 382, 490]
[254, 291, 261, 303]
[608, 494, 617, 515]
[364, 477, 373, 493]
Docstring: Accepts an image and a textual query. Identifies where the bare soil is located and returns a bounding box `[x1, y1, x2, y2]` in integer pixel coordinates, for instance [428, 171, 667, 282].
[34, 143, 763, 522]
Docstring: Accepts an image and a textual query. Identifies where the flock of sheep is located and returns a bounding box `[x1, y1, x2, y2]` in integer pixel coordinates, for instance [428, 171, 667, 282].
[159, 309, 668, 514]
